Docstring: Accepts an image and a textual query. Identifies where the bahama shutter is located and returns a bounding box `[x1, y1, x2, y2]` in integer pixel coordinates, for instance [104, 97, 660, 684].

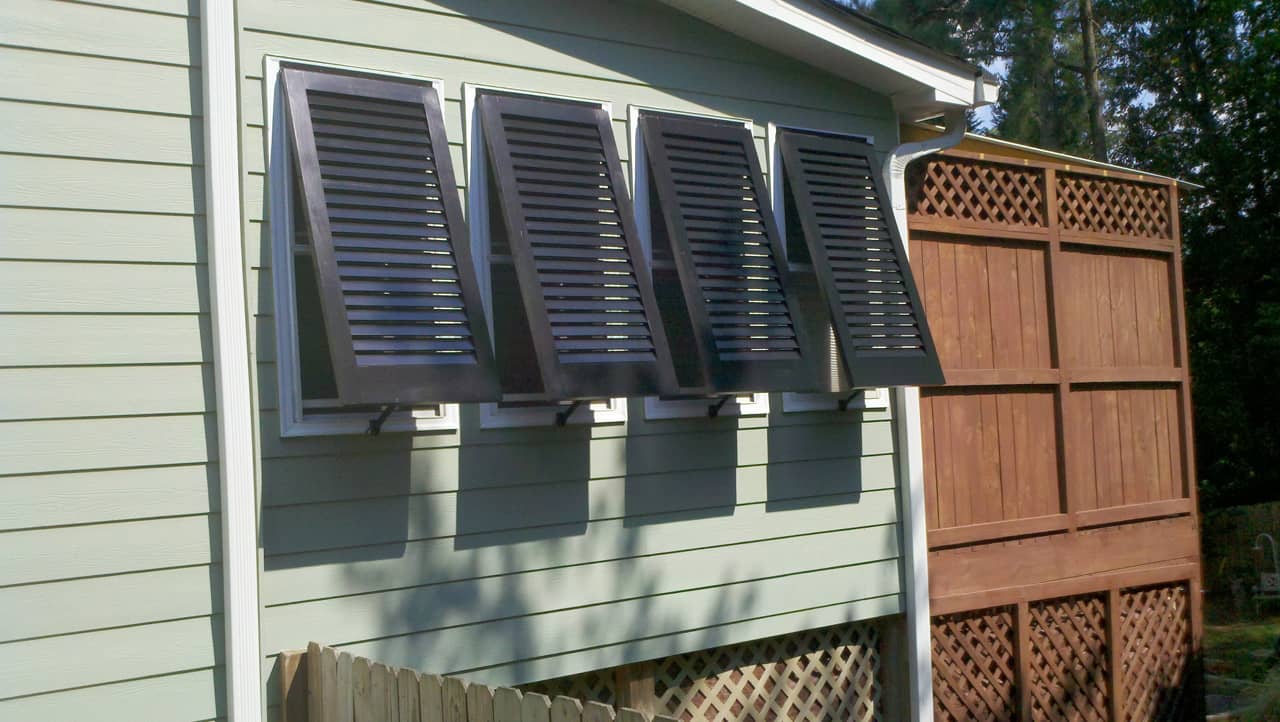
[778, 129, 943, 386]
[477, 92, 677, 400]
[639, 111, 818, 394]
[281, 66, 500, 405]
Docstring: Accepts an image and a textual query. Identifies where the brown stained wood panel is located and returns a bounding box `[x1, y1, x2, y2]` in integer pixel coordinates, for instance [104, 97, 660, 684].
[1057, 249, 1177, 369]
[1064, 386, 1185, 511]
[929, 516, 1199, 603]
[915, 237, 1052, 372]
[921, 387, 1059, 530]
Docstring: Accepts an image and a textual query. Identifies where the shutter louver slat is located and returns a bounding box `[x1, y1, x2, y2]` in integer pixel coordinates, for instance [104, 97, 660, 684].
[778, 129, 943, 387]
[478, 93, 677, 400]
[282, 66, 500, 404]
[640, 112, 818, 393]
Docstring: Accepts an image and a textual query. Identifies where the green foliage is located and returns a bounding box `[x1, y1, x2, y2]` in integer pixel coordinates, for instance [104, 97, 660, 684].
[855, 0, 1280, 508]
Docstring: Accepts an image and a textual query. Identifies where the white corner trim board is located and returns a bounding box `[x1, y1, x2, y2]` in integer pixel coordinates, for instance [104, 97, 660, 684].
[201, 3, 264, 721]
[886, 108, 966, 722]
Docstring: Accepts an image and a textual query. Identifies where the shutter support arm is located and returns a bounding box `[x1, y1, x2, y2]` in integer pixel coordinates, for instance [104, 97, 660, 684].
[707, 395, 733, 418]
[366, 404, 398, 436]
[555, 400, 585, 426]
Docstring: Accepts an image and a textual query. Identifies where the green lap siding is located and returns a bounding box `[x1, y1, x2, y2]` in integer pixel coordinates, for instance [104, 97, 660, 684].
[0, 1, 222, 720]
[239, 0, 908, 710]
[1, 1, 911, 719]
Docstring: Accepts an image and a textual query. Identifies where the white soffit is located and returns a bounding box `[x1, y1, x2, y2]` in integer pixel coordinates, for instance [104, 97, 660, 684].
[657, 0, 999, 118]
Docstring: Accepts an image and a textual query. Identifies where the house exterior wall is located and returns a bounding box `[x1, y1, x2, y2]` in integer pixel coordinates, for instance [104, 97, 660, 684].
[237, 0, 909, 707]
[0, 1, 225, 720]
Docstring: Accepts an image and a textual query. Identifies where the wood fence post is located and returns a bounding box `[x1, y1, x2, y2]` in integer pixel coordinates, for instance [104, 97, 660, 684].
[280, 649, 309, 722]
[493, 687, 523, 722]
[1016, 601, 1033, 722]
[521, 692, 551, 722]
[1106, 587, 1126, 721]
[613, 662, 656, 717]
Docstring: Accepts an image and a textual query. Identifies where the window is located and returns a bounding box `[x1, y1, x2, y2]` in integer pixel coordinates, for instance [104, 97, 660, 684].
[637, 110, 821, 396]
[464, 85, 642, 428]
[267, 58, 472, 436]
[629, 106, 771, 420]
[774, 127, 942, 388]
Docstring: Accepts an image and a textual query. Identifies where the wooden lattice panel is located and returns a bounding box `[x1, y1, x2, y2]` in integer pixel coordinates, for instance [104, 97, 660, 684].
[1120, 583, 1191, 722]
[1028, 594, 1109, 722]
[654, 622, 881, 722]
[1056, 173, 1172, 238]
[520, 668, 617, 707]
[907, 157, 1046, 228]
[931, 607, 1018, 722]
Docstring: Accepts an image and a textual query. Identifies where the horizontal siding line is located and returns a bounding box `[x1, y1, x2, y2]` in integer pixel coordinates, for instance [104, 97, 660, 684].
[456, 592, 901, 679]
[0, 148, 198, 168]
[0, 447, 217, 480]
[0, 459, 215, 481]
[0, 258, 205, 268]
[0, 361, 212, 371]
[0, 94, 199, 120]
[350, 0, 802, 75]
[0, 610, 220, 646]
[0, 149, 201, 169]
[0, 411, 208, 425]
[239, 29, 891, 122]
[0, 203, 202, 218]
[0, 558, 218, 591]
[0, 41, 198, 70]
[0, 663, 221, 704]
[59, 0, 197, 20]
[0, 311, 204, 317]
[258, 457, 897, 511]
[262, 487, 899, 559]
[294, 561, 900, 653]
[0, 508, 216, 537]
[264, 521, 898, 609]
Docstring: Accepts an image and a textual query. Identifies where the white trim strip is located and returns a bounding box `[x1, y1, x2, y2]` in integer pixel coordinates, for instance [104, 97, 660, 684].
[886, 109, 966, 722]
[200, 3, 264, 721]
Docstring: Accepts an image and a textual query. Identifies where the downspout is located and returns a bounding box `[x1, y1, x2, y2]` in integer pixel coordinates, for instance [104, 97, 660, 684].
[885, 107, 965, 722]
[200, 2, 264, 721]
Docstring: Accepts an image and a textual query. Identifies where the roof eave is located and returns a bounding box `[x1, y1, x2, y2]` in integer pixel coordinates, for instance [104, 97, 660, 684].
[656, 0, 997, 118]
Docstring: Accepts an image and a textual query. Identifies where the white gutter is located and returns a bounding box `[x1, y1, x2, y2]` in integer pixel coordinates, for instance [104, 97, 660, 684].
[200, 2, 264, 721]
[885, 108, 965, 722]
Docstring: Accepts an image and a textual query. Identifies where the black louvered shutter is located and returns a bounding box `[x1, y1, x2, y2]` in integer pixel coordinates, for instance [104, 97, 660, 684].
[778, 129, 943, 386]
[639, 112, 818, 394]
[477, 92, 677, 400]
[282, 66, 500, 405]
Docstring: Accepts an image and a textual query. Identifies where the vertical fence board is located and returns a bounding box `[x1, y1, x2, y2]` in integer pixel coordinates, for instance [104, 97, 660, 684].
[399, 668, 422, 722]
[308, 642, 325, 722]
[353, 657, 372, 722]
[336, 653, 354, 722]
[444, 677, 469, 722]
[280, 650, 309, 722]
[494, 687, 524, 722]
[468, 683, 495, 722]
[551, 696, 583, 722]
[581, 701, 614, 722]
[521, 692, 552, 722]
[420, 674, 445, 722]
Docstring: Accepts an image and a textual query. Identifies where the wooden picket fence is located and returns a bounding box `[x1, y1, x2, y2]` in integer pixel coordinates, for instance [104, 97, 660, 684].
[280, 643, 680, 722]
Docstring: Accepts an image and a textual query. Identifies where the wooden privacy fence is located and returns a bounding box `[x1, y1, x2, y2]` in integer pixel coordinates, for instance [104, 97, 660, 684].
[281, 643, 679, 722]
[281, 620, 891, 722]
[904, 141, 1202, 721]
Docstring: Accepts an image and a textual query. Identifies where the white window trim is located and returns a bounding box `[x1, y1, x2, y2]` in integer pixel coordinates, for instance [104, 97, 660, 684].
[765, 122, 889, 414]
[463, 82, 625, 429]
[265, 56, 459, 437]
[627, 104, 770, 420]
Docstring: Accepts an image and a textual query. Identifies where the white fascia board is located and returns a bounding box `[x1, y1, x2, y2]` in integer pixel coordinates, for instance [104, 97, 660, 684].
[658, 0, 994, 115]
